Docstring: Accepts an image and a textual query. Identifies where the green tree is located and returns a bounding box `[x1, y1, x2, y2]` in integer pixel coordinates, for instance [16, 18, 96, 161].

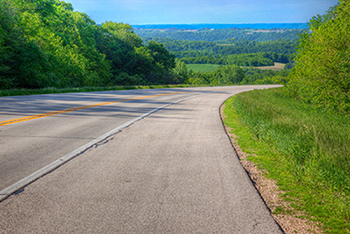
[174, 59, 188, 83]
[0, 0, 52, 89]
[214, 65, 245, 85]
[96, 22, 155, 84]
[287, 1, 350, 112]
[6, 0, 113, 88]
[0, 0, 186, 89]
[147, 41, 175, 71]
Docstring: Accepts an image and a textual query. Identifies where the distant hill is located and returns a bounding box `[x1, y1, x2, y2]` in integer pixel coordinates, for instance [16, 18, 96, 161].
[132, 23, 308, 30]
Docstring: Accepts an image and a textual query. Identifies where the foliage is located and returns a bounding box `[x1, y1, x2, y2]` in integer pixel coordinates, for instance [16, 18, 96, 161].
[174, 60, 189, 81]
[286, 1, 350, 113]
[147, 41, 175, 72]
[0, 0, 180, 89]
[145, 37, 297, 65]
[224, 88, 350, 233]
[157, 38, 298, 56]
[140, 37, 297, 75]
[240, 68, 290, 85]
[226, 53, 274, 67]
[212, 65, 245, 85]
[0, 0, 301, 89]
[0, 0, 52, 89]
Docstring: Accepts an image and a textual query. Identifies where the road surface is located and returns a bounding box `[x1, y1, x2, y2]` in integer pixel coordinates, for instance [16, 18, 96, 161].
[0, 86, 282, 233]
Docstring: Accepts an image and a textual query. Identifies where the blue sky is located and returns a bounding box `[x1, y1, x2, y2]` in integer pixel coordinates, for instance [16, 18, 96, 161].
[66, 0, 339, 25]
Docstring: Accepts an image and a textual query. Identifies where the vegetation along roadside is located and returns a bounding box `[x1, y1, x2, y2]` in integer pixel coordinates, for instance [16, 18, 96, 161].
[222, 2, 350, 233]
[222, 88, 349, 233]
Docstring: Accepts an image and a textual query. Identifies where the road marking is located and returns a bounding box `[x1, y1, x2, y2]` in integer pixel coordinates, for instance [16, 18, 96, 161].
[0, 92, 184, 127]
[0, 94, 200, 202]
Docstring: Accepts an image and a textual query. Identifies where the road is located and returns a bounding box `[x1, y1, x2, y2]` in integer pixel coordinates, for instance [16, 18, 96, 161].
[0, 86, 282, 233]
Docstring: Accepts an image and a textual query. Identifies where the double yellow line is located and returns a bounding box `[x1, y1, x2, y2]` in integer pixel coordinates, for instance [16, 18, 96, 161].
[0, 92, 184, 127]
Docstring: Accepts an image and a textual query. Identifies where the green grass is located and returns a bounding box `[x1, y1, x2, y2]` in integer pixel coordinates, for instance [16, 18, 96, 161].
[223, 88, 350, 233]
[0, 84, 201, 97]
[187, 64, 222, 73]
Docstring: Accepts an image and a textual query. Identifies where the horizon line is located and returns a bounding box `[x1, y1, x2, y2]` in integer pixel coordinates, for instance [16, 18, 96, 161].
[131, 22, 308, 25]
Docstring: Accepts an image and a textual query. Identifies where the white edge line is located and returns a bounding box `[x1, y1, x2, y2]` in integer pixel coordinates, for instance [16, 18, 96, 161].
[0, 94, 200, 202]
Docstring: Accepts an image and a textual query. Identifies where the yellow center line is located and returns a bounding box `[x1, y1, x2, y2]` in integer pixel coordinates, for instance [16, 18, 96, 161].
[0, 92, 184, 127]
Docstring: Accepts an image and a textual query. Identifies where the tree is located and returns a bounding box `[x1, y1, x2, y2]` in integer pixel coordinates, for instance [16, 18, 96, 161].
[0, 0, 52, 89]
[287, 1, 350, 112]
[0, 0, 188, 89]
[214, 65, 244, 85]
[174, 59, 188, 83]
[147, 41, 175, 71]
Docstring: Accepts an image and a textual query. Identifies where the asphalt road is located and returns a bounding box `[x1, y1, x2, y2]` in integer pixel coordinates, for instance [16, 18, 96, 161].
[0, 86, 282, 233]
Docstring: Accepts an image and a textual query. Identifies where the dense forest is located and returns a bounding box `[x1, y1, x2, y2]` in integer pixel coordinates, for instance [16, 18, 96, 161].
[0, 0, 180, 89]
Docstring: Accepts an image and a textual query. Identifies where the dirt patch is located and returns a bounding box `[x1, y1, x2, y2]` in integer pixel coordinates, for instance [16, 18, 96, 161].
[256, 62, 286, 71]
[220, 103, 322, 234]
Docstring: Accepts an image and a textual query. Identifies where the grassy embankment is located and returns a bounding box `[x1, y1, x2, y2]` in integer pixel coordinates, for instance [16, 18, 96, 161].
[223, 88, 349, 233]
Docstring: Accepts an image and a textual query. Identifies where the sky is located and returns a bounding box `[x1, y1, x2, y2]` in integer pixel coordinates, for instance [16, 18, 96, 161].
[66, 0, 339, 25]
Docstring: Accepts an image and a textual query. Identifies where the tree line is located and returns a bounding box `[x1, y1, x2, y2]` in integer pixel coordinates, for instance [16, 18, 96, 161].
[177, 52, 290, 66]
[173, 61, 290, 86]
[143, 37, 298, 56]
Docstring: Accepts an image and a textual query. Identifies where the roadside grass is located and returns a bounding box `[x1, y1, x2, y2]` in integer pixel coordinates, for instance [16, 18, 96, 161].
[0, 84, 201, 97]
[187, 64, 222, 73]
[223, 88, 350, 233]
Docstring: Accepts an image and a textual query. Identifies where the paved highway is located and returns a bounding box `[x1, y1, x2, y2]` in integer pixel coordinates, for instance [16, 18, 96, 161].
[0, 86, 282, 233]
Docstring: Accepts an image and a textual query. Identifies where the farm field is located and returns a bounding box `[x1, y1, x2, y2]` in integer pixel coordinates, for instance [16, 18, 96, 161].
[187, 64, 222, 73]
